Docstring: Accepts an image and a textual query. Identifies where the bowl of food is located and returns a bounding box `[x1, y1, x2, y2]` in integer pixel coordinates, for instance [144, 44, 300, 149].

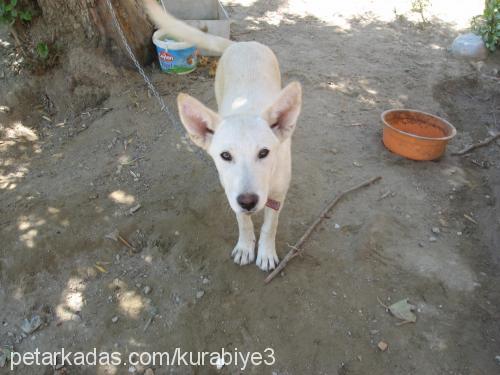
[381, 109, 457, 161]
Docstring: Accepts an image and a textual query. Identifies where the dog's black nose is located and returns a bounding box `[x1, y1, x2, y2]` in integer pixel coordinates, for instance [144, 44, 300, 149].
[237, 193, 259, 211]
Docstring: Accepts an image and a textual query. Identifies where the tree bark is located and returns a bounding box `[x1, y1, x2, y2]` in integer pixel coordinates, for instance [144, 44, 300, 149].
[33, 0, 155, 66]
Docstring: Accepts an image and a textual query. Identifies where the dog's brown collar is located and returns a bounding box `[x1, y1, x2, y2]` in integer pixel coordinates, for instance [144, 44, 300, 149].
[266, 198, 281, 211]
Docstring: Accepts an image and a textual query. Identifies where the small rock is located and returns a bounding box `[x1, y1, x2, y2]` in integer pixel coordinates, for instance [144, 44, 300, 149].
[143, 286, 152, 295]
[128, 204, 141, 215]
[495, 355, 500, 364]
[128, 365, 137, 373]
[111, 316, 119, 323]
[144, 369, 154, 375]
[0, 350, 7, 368]
[429, 236, 437, 242]
[202, 277, 209, 285]
[418, 242, 424, 248]
[457, 231, 462, 236]
[20, 315, 43, 334]
[334, 223, 340, 229]
[196, 291, 205, 299]
[377, 341, 388, 352]
[431, 227, 440, 234]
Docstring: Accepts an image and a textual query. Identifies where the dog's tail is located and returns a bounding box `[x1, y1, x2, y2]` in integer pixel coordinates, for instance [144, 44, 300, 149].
[143, 0, 233, 55]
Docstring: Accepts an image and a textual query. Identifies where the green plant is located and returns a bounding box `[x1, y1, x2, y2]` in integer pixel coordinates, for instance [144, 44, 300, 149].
[471, 0, 500, 51]
[0, 0, 32, 25]
[411, 0, 431, 24]
[36, 42, 49, 59]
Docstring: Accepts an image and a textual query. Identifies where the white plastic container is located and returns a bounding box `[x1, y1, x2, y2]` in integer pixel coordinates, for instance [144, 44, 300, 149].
[153, 30, 198, 74]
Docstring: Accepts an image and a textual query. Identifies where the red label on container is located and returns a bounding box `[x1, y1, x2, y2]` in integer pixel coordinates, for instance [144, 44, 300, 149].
[159, 51, 174, 62]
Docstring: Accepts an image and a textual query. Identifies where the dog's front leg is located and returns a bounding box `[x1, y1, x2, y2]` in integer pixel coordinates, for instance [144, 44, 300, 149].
[256, 202, 282, 271]
[232, 213, 256, 265]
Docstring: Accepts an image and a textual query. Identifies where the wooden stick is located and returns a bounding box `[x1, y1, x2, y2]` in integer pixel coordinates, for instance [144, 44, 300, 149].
[452, 133, 500, 156]
[264, 176, 382, 284]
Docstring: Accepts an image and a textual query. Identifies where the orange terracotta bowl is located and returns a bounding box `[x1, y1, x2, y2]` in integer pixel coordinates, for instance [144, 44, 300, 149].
[381, 109, 457, 161]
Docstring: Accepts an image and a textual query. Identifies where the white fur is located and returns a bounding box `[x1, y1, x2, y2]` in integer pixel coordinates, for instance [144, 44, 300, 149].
[144, 0, 302, 271]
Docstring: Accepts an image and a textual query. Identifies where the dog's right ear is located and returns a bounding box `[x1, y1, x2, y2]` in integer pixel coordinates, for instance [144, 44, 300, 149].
[177, 93, 220, 149]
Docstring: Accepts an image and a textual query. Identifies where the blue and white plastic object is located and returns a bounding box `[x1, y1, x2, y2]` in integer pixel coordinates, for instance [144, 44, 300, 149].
[153, 30, 199, 74]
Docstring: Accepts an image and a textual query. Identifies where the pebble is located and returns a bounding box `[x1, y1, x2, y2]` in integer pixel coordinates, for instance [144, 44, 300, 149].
[418, 242, 424, 248]
[431, 227, 440, 234]
[111, 316, 119, 323]
[0, 350, 7, 368]
[202, 277, 210, 285]
[334, 223, 340, 229]
[143, 286, 152, 295]
[429, 236, 437, 242]
[20, 315, 42, 334]
[128, 365, 137, 373]
[457, 231, 462, 236]
[377, 341, 388, 352]
[196, 291, 205, 299]
[495, 355, 500, 364]
[144, 369, 154, 375]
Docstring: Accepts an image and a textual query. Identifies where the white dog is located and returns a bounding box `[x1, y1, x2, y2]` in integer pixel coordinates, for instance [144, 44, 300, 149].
[144, 0, 302, 271]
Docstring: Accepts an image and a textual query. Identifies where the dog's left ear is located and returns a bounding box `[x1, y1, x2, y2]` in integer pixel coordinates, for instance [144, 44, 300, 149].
[263, 81, 302, 141]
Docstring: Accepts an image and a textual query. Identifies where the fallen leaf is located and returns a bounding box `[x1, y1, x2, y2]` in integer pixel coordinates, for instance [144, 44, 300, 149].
[389, 299, 417, 323]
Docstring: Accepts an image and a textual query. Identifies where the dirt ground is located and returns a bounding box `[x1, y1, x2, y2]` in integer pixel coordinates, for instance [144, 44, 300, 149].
[1, 1, 499, 374]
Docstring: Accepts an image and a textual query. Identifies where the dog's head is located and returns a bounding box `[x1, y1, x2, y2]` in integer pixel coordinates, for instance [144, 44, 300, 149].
[177, 82, 302, 214]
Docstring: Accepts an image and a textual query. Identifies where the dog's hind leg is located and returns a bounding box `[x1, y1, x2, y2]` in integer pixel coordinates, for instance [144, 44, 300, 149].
[232, 213, 256, 266]
[256, 202, 282, 271]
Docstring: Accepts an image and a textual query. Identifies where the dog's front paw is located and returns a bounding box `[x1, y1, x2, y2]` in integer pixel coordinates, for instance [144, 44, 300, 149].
[231, 239, 255, 266]
[256, 243, 279, 272]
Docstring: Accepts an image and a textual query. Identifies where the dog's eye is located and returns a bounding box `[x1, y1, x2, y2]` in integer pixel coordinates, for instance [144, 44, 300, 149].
[220, 151, 232, 161]
[258, 148, 269, 159]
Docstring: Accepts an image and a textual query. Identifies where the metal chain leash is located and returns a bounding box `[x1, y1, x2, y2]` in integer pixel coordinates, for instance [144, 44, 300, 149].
[105, 0, 204, 154]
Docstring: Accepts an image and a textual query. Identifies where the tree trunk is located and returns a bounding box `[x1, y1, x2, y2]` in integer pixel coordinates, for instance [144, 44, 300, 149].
[33, 0, 155, 67]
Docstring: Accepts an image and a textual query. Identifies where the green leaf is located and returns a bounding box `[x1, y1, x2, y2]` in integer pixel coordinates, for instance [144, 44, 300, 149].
[20, 10, 31, 21]
[36, 42, 49, 59]
[10, 0, 18, 7]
